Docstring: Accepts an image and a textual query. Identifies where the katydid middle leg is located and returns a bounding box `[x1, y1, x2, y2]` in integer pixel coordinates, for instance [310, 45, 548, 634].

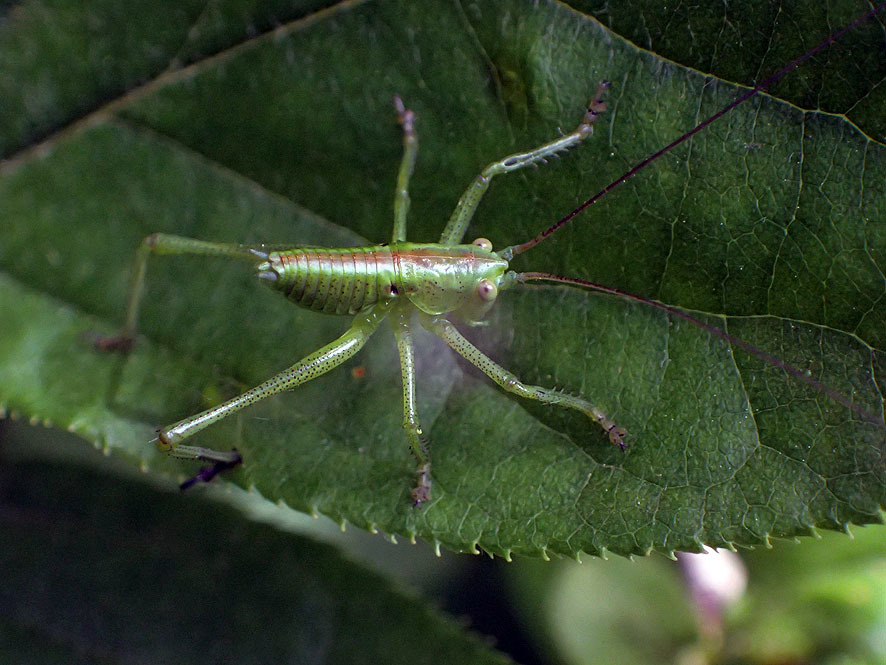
[391, 306, 432, 505]
[390, 97, 433, 503]
[438, 81, 610, 246]
[420, 313, 626, 448]
[391, 95, 418, 243]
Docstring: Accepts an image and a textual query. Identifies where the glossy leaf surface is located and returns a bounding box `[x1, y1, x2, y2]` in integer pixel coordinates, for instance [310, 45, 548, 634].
[1, 0, 883, 556]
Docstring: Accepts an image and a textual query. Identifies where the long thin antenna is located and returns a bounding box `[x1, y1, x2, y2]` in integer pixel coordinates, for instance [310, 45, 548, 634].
[514, 272, 885, 427]
[501, 1, 886, 260]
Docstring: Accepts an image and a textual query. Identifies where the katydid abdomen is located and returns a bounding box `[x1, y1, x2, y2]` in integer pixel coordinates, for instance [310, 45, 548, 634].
[258, 246, 398, 315]
[257, 243, 508, 320]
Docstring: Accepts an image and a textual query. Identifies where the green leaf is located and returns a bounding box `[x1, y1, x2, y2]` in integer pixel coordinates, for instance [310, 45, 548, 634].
[1, 0, 883, 557]
[570, 0, 886, 140]
[0, 452, 511, 665]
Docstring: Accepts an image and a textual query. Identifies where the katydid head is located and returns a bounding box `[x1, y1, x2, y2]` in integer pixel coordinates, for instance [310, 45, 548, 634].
[456, 236, 553, 324]
[446, 239, 524, 324]
[446, 239, 510, 324]
[391, 241, 510, 324]
[471, 237, 493, 252]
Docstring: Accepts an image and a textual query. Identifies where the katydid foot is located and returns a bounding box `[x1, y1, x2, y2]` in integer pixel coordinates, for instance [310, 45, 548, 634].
[178, 454, 244, 490]
[154, 432, 243, 490]
[412, 463, 432, 506]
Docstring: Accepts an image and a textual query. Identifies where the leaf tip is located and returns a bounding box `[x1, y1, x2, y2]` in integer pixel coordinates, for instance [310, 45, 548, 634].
[805, 525, 822, 539]
[690, 538, 706, 553]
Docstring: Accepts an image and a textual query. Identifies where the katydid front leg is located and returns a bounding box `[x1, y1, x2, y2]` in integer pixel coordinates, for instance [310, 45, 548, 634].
[420, 313, 627, 449]
[438, 81, 610, 246]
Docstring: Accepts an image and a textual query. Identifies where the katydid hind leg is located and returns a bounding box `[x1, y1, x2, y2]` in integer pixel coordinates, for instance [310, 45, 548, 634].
[94, 233, 270, 352]
[178, 455, 244, 490]
[153, 302, 392, 482]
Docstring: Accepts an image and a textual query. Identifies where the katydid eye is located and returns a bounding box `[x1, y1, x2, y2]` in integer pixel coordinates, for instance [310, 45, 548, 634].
[477, 279, 498, 302]
[472, 237, 493, 251]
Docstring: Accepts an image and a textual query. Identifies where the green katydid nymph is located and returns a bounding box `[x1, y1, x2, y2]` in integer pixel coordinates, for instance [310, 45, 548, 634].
[96, 3, 886, 504]
[97, 83, 625, 505]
